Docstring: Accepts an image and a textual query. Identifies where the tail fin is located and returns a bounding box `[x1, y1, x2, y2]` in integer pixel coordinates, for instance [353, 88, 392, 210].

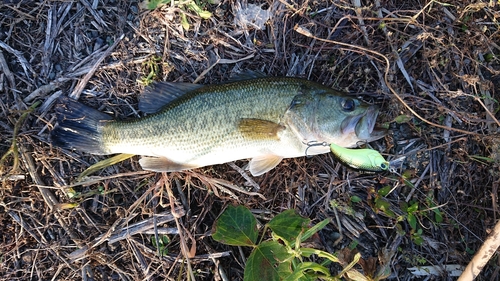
[51, 97, 113, 155]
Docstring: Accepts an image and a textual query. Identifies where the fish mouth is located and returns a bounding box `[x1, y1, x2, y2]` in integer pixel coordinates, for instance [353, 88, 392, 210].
[342, 106, 386, 142]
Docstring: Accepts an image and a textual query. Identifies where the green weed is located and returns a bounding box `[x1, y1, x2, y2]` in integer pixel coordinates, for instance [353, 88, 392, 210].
[212, 205, 390, 281]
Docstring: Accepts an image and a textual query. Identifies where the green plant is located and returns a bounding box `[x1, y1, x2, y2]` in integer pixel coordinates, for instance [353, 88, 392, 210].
[367, 175, 443, 246]
[212, 205, 388, 281]
[0, 101, 40, 178]
[137, 56, 161, 86]
[151, 235, 171, 256]
[143, 0, 212, 30]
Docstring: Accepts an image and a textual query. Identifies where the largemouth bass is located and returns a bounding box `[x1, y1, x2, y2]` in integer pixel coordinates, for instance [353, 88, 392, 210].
[51, 74, 385, 176]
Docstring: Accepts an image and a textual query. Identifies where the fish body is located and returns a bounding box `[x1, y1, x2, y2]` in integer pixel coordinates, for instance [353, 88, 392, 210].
[329, 143, 389, 172]
[51, 75, 384, 176]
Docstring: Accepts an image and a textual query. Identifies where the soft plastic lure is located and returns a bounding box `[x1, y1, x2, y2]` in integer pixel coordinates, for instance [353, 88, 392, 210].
[329, 143, 389, 172]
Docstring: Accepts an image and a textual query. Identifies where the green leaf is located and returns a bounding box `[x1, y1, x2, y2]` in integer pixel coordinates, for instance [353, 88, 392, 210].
[283, 262, 331, 281]
[350, 195, 362, 203]
[268, 210, 310, 244]
[434, 209, 443, 223]
[244, 241, 292, 281]
[297, 219, 329, 245]
[393, 114, 412, 124]
[186, 1, 212, 19]
[468, 154, 495, 163]
[407, 202, 419, 214]
[407, 213, 417, 230]
[212, 205, 258, 246]
[146, 0, 171, 10]
[77, 153, 135, 182]
[181, 13, 190, 31]
[377, 185, 392, 197]
[151, 235, 170, 256]
[399, 201, 408, 212]
[375, 198, 395, 218]
[411, 232, 424, 246]
[300, 248, 340, 263]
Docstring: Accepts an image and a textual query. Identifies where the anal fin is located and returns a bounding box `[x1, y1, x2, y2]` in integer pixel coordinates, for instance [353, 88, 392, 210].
[248, 155, 283, 176]
[139, 156, 198, 172]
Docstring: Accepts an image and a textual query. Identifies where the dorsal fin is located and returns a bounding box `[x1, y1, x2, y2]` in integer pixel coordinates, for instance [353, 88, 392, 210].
[139, 82, 203, 114]
[227, 70, 267, 82]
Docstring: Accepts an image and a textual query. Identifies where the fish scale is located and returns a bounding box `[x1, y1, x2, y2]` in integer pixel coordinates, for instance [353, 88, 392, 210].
[103, 79, 300, 157]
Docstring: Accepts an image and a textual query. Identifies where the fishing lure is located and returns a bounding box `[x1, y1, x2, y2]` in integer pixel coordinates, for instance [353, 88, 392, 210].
[329, 143, 389, 172]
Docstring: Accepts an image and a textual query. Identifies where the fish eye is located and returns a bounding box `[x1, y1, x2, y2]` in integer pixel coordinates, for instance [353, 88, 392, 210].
[342, 98, 355, 112]
[380, 162, 388, 170]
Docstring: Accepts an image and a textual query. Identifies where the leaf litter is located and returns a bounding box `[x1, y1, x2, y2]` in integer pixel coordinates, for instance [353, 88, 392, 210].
[0, 0, 499, 280]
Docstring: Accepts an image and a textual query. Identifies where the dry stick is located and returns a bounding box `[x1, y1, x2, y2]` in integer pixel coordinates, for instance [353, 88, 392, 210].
[163, 173, 197, 281]
[457, 219, 500, 281]
[69, 34, 124, 100]
[0, 40, 34, 79]
[67, 180, 183, 261]
[293, 25, 486, 137]
[227, 162, 260, 190]
[0, 50, 15, 89]
[67, 206, 186, 261]
[18, 146, 78, 272]
[351, 0, 370, 45]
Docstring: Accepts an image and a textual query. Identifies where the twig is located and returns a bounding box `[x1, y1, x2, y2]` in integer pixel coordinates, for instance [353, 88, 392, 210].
[67, 207, 186, 262]
[17, 146, 78, 272]
[163, 173, 197, 281]
[351, 0, 370, 45]
[457, 218, 500, 280]
[227, 162, 260, 190]
[79, 0, 108, 29]
[24, 83, 59, 102]
[0, 40, 34, 79]
[0, 50, 15, 89]
[293, 25, 489, 137]
[69, 34, 124, 100]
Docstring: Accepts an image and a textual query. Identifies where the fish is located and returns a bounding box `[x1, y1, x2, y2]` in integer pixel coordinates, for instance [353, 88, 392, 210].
[329, 142, 389, 172]
[51, 73, 385, 176]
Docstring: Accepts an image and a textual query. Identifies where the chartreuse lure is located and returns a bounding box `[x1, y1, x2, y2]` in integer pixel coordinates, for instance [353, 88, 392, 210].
[329, 143, 389, 172]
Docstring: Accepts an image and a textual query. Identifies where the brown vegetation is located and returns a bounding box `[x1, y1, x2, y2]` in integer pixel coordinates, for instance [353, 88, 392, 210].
[1, 0, 499, 280]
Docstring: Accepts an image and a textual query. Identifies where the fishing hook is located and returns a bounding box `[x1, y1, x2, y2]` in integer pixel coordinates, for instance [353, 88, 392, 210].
[304, 141, 328, 157]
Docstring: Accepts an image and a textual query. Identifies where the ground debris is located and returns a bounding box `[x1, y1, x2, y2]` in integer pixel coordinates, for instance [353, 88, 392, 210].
[0, 0, 499, 280]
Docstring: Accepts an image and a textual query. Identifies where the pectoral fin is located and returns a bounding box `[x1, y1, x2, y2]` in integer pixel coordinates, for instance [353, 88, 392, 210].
[139, 156, 198, 172]
[248, 155, 283, 176]
[238, 118, 285, 140]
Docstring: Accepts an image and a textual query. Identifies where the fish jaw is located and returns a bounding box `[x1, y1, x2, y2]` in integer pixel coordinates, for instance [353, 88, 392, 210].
[339, 105, 386, 145]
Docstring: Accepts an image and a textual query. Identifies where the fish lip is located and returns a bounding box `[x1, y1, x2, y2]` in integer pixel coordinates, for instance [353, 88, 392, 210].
[355, 106, 386, 141]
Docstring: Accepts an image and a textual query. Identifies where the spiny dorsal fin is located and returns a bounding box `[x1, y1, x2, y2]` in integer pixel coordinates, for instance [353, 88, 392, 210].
[139, 82, 203, 114]
[227, 70, 267, 82]
[238, 118, 285, 140]
[248, 155, 283, 176]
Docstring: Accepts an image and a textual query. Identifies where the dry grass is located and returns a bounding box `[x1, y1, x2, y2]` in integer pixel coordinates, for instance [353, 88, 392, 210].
[1, 0, 499, 280]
